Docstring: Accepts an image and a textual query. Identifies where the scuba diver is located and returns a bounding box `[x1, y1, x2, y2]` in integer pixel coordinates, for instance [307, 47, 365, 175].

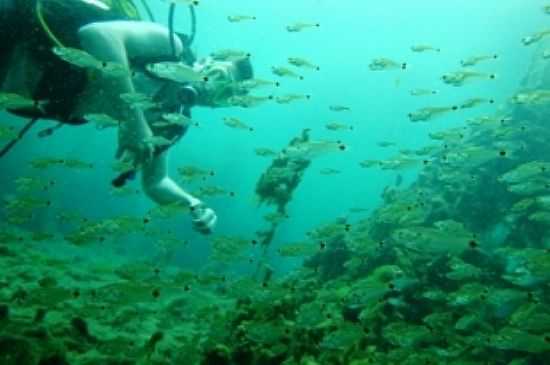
[0, 0, 254, 234]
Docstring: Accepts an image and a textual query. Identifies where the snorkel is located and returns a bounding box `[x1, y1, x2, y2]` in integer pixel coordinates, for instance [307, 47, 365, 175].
[168, 2, 197, 58]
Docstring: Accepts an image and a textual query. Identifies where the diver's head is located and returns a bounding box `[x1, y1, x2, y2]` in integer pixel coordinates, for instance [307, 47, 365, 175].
[193, 56, 254, 107]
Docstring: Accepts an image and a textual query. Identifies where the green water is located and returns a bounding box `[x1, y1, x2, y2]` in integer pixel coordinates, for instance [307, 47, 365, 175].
[0, 1, 549, 364]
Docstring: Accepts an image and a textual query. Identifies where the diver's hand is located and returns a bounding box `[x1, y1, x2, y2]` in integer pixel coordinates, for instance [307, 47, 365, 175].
[190, 201, 217, 234]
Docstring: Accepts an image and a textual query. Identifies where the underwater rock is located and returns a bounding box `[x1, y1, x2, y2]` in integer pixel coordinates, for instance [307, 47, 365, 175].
[0, 336, 37, 365]
[0, 304, 9, 320]
[490, 327, 550, 353]
[382, 322, 435, 347]
[70, 317, 97, 343]
[202, 344, 231, 365]
[38, 354, 70, 365]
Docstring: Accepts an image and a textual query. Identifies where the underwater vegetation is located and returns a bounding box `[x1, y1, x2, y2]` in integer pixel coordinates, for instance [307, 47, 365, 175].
[2, 1, 550, 365]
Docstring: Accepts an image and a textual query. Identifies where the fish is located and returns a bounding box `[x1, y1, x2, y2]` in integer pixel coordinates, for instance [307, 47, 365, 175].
[271, 66, 304, 80]
[263, 212, 289, 224]
[177, 165, 214, 181]
[146, 62, 207, 83]
[277, 242, 317, 257]
[30, 157, 65, 169]
[395, 174, 403, 187]
[30, 157, 93, 170]
[151, 113, 197, 128]
[325, 122, 353, 131]
[228, 94, 273, 108]
[100, 61, 131, 78]
[369, 58, 407, 71]
[329, 105, 351, 112]
[254, 148, 277, 157]
[286, 22, 320, 32]
[52, 47, 102, 69]
[442, 70, 496, 86]
[288, 57, 320, 71]
[411, 44, 441, 53]
[84, 114, 120, 130]
[509, 90, 550, 105]
[499, 161, 550, 184]
[0, 93, 42, 110]
[111, 160, 134, 173]
[227, 15, 256, 22]
[110, 186, 140, 197]
[393, 220, 476, 256]
[275, 94, 311, 104]
[409, 89, 438, 96]
[282, 140, 347, 159]
[63, 159, 94, 169]
[196, 186, 233, 198]
[459, 97, 495, 109]
[143, 136, 173, 148]
[120, 92, 158, 110]
[377, 141, 397, 148]
[521, 30, 550, 46]
[359, 160, 380, 168]
[0, 125, 16, 140]
[52, 47, 129, 77]
[408, 106, 457, 122]
[237, 79, 280, 91]
[223, 117, 254, 131]
[15, 177, 53, 193]
[379, 156, 423, 171]
[319, 168, 341, 175]
[167, 0, 199, 6]
[460, 54, 498, 67]
[210, 49, 251, 61]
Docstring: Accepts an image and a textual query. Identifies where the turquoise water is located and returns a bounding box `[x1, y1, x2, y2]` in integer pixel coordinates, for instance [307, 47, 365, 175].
[1, 1, 550, 364]
[1, 1, 543, 254]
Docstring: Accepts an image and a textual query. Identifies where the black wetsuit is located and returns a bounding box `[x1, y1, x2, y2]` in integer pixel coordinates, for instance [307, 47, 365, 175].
[0, 0, 142, 124]
[0, 0, 19, 77]
[1, 0, 197, 184]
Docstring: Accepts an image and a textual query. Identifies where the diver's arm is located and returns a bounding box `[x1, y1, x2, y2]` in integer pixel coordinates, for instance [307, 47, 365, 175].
[77, 21, 184, 162]
[142, 151, 200, 206]
[142, 151, 217, 233]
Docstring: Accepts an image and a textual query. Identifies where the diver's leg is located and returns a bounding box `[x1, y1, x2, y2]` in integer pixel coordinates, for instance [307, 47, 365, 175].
[77, 23, 154, 163]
